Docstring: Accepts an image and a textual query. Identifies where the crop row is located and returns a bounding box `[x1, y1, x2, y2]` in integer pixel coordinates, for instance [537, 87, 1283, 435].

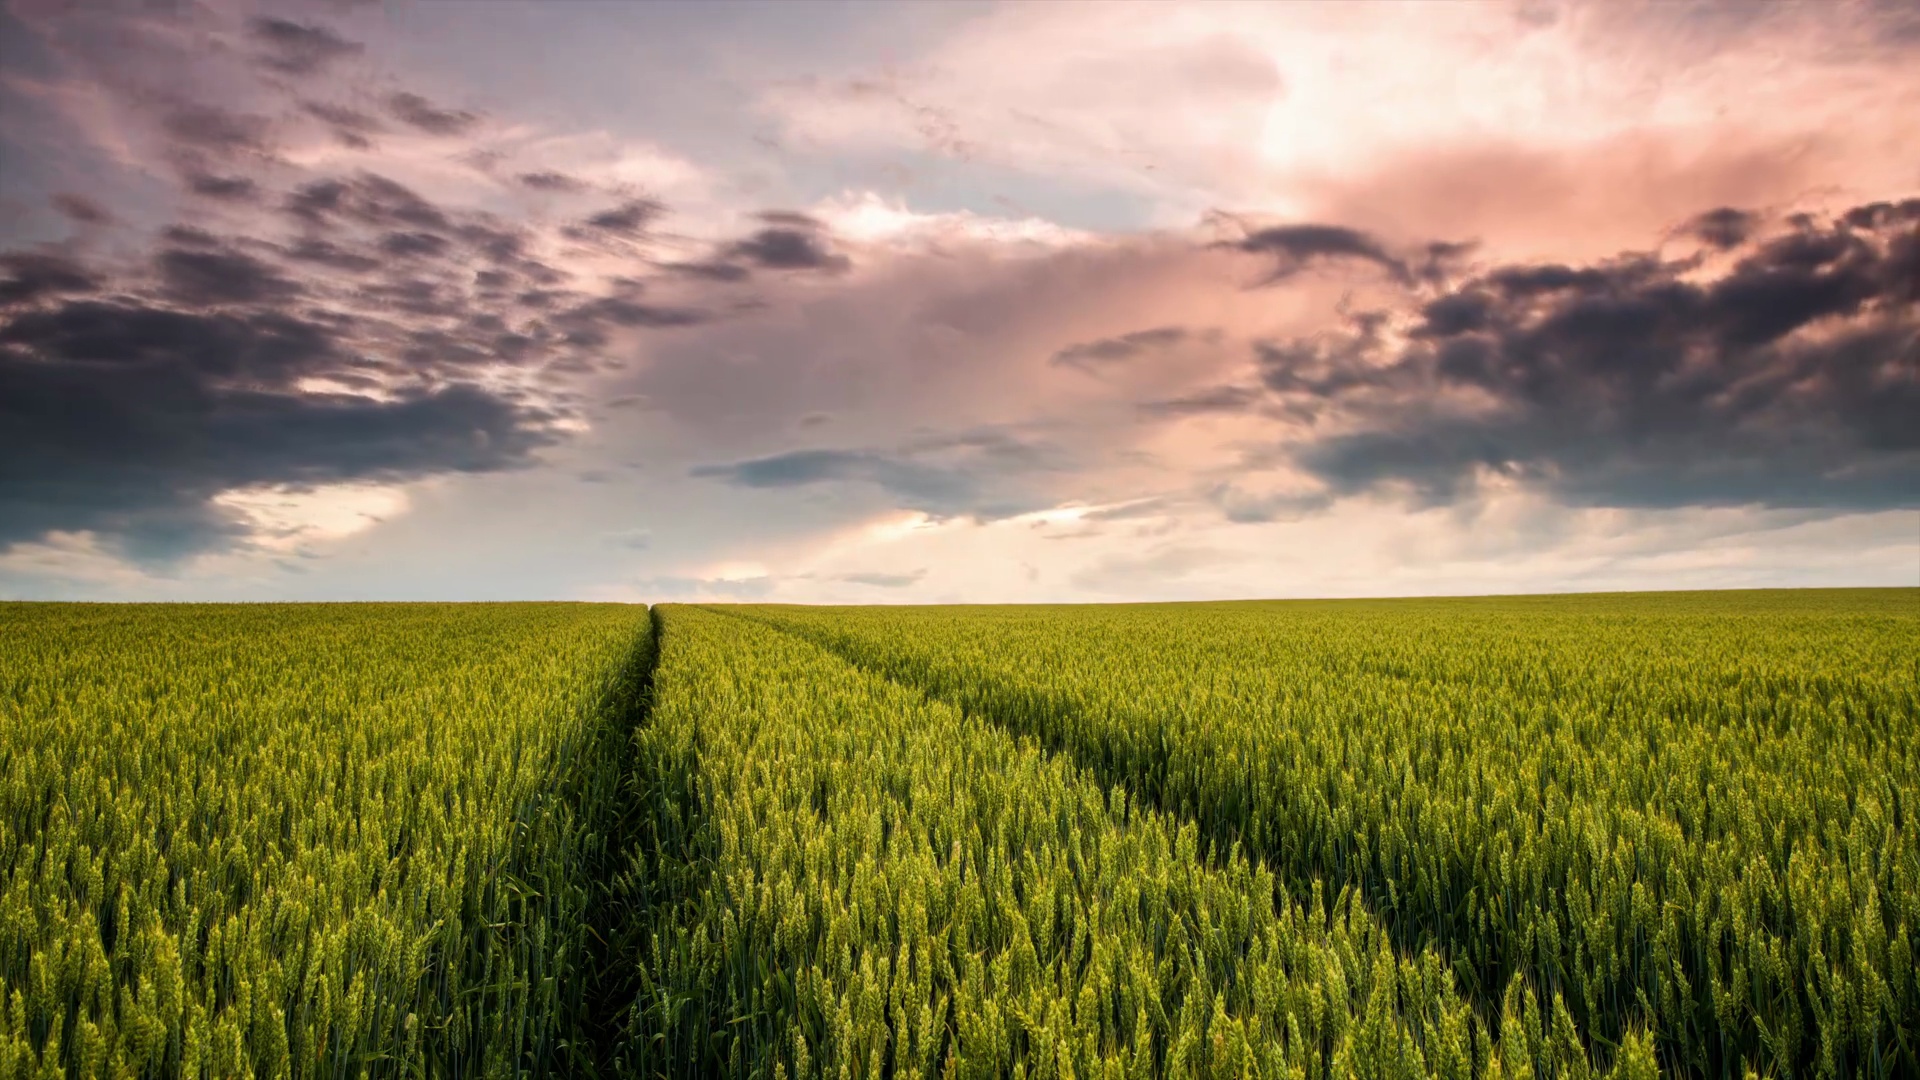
[6, 591, 1905, 1078]
[739, 591, 1919, 1079]
[614, 604, 1655, 1079]
[0, 602, 652, 1078]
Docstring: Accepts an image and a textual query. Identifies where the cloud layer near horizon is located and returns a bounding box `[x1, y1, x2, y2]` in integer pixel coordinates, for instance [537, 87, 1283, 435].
[1, 0, 1915, 601]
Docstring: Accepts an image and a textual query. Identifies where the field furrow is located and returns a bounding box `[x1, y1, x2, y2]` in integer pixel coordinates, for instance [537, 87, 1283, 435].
[737, 592, 1920, 1079]
[622, 604, 1648, 1079]
[5, 591, 1910, 1079]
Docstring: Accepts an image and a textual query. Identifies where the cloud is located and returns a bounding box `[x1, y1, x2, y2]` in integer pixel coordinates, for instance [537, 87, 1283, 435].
[692, 448, 976, 513]
[646, 213, 856, 282]
[555, 296, 707, 346]
[687, 426, 1071, 522]
[1238, 198, 1920, 512]
[758, 211, 825, 229]
[0, 254, 102, 305]
[1206, 484, 1333, 525]
[5, 0, 1913, 602]
[1139, 384, 1260, 417]
[248, 18, 364, 77]
[838, 568, 927, 587]
[721, 221, 852, 270]
[0, 299, 557, 561]
[1686, 206, 1759, 249]
[661, 259, 752, 282]
[284, 174, 455, 230]
[185, 172, 260, 201]
[1225, 223, 1412, 285]
[699, 447, 926, 486]
[386, 92, 480, 136]
[0, 111, 726, 564]
[518, 170, 587, 193]
[809, 192, 1091, 251]
[379, 231, 451, 259]
[161, 103, 273, 156]
[1081, 497, 1180, 522]
[614, 229, 1325, 552]
[156, 247, 300, 305]
[282, 238, 380, 273]
[1051, 325, 1190, 369]
[573, 198, 663, 238]
[302, 102, 385, 148]
[50, 194, 112, 225]
[760, 0, 1920, 244]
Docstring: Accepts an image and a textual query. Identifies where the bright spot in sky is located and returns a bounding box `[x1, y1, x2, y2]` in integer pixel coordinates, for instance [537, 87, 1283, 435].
[213, 483, 412, 550]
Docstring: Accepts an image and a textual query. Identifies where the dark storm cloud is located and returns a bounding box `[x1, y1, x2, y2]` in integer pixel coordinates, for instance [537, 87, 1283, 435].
[1840, 198, 1920, 231]
[1227, 223, 1411, 285]
[518, 171, 587, 193]
[1687, 207, 1759, 249]
[386, 92, 480, 136]
[1415, 240, 1480, 287]
[0, 4, 769, 566]
[1240, 200, 1920, 511]
[0, 297, 557, 560]
[579, 199, 662, 237]
[1254, 311, 1393, 398]
[575, 297, 705, 328]
[302, 102, 384, 148]
[379, 231, 451, 259]
[655, 211, 849, 278]
[162, 227, 221, 248]
[248, 18, 363, 76]
[756, 210, 825, 229]
[50, 194, 112, 225]
[357, 278, 465, 319]
[0, 254, 102, 306]
[1052, 325, 1189, 369]
[285, 174, 452, 231]
[157, 247, 300, 305]
[162, 104, 272, 155]
[723, 227, 851, 272]
[460, 222, 537, 266]
[0, 177, 710, 561]
[185, 172, 260, 202]
[3, 302, 340, 382]
[661, 260, 752, 282]
[284, 238, 382, 273]
[555, 296, 706, 346]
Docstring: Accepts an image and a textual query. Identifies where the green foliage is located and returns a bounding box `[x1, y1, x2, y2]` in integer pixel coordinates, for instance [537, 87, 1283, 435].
[618, 605, 1629, 1079]
[0, 602, 651, 1078]
[740, 590, 1918, 1079]
[7, 590, 1907, 1079]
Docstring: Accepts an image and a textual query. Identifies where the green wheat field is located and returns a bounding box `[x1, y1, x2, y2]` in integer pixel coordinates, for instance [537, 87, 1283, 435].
[2, 590, 1914, 1079]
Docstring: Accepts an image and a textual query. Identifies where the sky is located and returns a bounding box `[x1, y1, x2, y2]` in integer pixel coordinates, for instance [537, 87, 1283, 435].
[0, 0, 1915, 603]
